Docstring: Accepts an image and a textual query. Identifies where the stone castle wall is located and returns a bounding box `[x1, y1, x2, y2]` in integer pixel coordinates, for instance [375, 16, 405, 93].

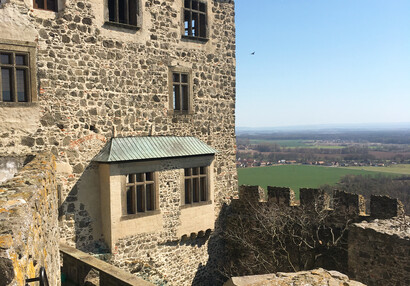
[0, 152, 59, 286]
[228, 185, 408, 286]
[0, 0, 237, 285]
[349, 218, 410, 286]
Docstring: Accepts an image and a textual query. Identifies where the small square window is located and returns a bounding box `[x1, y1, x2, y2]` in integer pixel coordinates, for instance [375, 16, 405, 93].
[0, 42, 37, 104]
[184, 167, 208, 205]
[107, 0, 140, 28]
[126, 172, 157, 214]
[170, 70, 192, 114]
[33, 0, 58, 12]
[183, 0, 208, 40]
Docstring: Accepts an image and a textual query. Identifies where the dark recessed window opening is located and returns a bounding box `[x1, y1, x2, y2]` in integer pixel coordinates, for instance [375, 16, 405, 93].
[0, 52, 29, 103]
[184, 0, 207, 38]
[108, 0, 138, 26]
[33, 0, 58, 12]
[184, 167, 207, 204]
[126, 172, 155, 214]
[172, 72, 189, 111]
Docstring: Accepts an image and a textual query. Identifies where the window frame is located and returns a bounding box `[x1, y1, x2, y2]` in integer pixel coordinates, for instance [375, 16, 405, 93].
[33, 0, 58, 12]
[105, 0, 142, 30]
[182, 0, 209, 41]
[0, 40, 37, 105]
[168, 67, 193, 115]
[183, 166, 209, 206]
[124, 171, 159, 216]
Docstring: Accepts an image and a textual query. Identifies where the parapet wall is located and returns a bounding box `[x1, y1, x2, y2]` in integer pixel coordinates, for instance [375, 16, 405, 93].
[236, 185, 404, 221]
[0, 152, 59, 286]
[349, 218, 410, 286]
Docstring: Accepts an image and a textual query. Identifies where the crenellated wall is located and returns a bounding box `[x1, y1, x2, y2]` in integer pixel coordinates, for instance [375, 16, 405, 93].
[0, 152, 59, 286]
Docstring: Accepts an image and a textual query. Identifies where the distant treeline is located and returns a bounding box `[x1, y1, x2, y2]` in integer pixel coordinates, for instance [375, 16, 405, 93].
[238, 130, 410, 144]
[320, 174, 410, 214]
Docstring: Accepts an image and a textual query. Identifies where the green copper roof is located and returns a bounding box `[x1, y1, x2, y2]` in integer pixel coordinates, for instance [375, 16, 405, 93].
[93, 136, 217, 163]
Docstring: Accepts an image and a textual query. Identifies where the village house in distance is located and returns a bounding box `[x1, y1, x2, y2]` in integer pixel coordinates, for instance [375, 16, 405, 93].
[0, 0, 237, 285]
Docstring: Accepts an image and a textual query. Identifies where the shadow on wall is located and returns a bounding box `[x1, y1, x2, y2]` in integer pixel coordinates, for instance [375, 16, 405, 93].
[59, 161, 109, 253]
[192, 203, 231, 286]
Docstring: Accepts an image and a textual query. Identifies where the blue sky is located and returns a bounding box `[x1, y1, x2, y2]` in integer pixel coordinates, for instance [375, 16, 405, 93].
[235, 0, 410, 128]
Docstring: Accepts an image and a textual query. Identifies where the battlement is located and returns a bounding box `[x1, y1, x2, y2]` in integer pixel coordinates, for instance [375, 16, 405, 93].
[237, 185, 405, 220]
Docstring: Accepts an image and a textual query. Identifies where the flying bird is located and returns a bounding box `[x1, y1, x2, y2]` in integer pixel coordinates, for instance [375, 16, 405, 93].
[251, 51, 255, 55]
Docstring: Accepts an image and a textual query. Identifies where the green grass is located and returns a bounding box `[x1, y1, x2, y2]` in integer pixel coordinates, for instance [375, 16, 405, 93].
[237, 165, 396, 196]
[341, 164, 410, 175]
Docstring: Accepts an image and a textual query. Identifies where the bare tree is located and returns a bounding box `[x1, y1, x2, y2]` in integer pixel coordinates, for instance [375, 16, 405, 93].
[222, 194, 350, 277]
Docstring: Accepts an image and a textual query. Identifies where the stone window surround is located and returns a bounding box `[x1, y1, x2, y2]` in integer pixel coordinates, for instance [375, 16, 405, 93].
[104, 0, 143, 30]
[0, 40, 37, 105]
[181, 0, 209, 42]
[28, 0, 65, 13]
[123, 171, 160, 219]
[168, 66, 194, 115]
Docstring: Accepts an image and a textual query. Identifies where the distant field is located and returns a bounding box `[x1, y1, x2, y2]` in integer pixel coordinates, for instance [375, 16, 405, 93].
[237, 165, 396, 196]
[247, 139, 344, 149]
[341, 164, 410, 175]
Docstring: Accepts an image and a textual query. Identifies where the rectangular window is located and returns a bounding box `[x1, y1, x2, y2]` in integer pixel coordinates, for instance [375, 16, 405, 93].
[184, 0, 207, 39]
[172, 72, 189, 112]
[126, 172, 156, 214]
[0, 49, 34, 103]
[108, 0, 139, 27]
[184, 167, 208, 205]
[33, 0, 58, 12]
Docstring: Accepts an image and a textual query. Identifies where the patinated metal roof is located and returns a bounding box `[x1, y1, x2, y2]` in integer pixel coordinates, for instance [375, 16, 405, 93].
[93, 136, 217, 163]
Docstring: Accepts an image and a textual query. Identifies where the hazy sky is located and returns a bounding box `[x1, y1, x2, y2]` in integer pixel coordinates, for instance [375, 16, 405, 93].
[235, 0, 410, 128]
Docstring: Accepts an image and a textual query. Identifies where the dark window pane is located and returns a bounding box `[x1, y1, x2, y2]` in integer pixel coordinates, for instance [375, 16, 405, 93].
[200, 167, 205, 174]
[15, 55, 26, 66]
[146, 184, 154, 211]
[126, 187, 134, 214]
[129, 0, 137, 26]
[200, 177, 206, 201]
[136, 173, 144, 182]
[0, 54, 11, 65]
[192, 0, 198, 10]
[182, 85, 188, 111]
[193, 178, 199, 202]
[119, 0, 126, 23]
[200, 13, 206, 38]
[181, 74, 188, 83]
[47, 0, 56, 11]
[108, 0, 116, 22]
[199, 2, 205, 12]
[146, 172, 153, 181]
[192, 167, 199, 175]
[1, 68, 12, 102]
[127, 174, 135, 183]
[173, 85, 180, 110]
[137, 185, 144, 212]
[16, 69, 27, 102]
[184, 168, 191, 176]
[192, 13, 198, 36]
[184, 11, 190, 36]
[185, 179, 191, 204]
[184, 0, 190, 8]
[173, 73, 180, 83]
[35, 0, 45, 9]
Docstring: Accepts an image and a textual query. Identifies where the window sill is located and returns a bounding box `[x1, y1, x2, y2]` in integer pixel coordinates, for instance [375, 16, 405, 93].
[180, 200, 212, 209]
[0, 102, 38, 108]
[120, 209, 160, 221]
[168, 110, 194, 116]
[181, 35, 209, 43]
[104, 21, 140, 31]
